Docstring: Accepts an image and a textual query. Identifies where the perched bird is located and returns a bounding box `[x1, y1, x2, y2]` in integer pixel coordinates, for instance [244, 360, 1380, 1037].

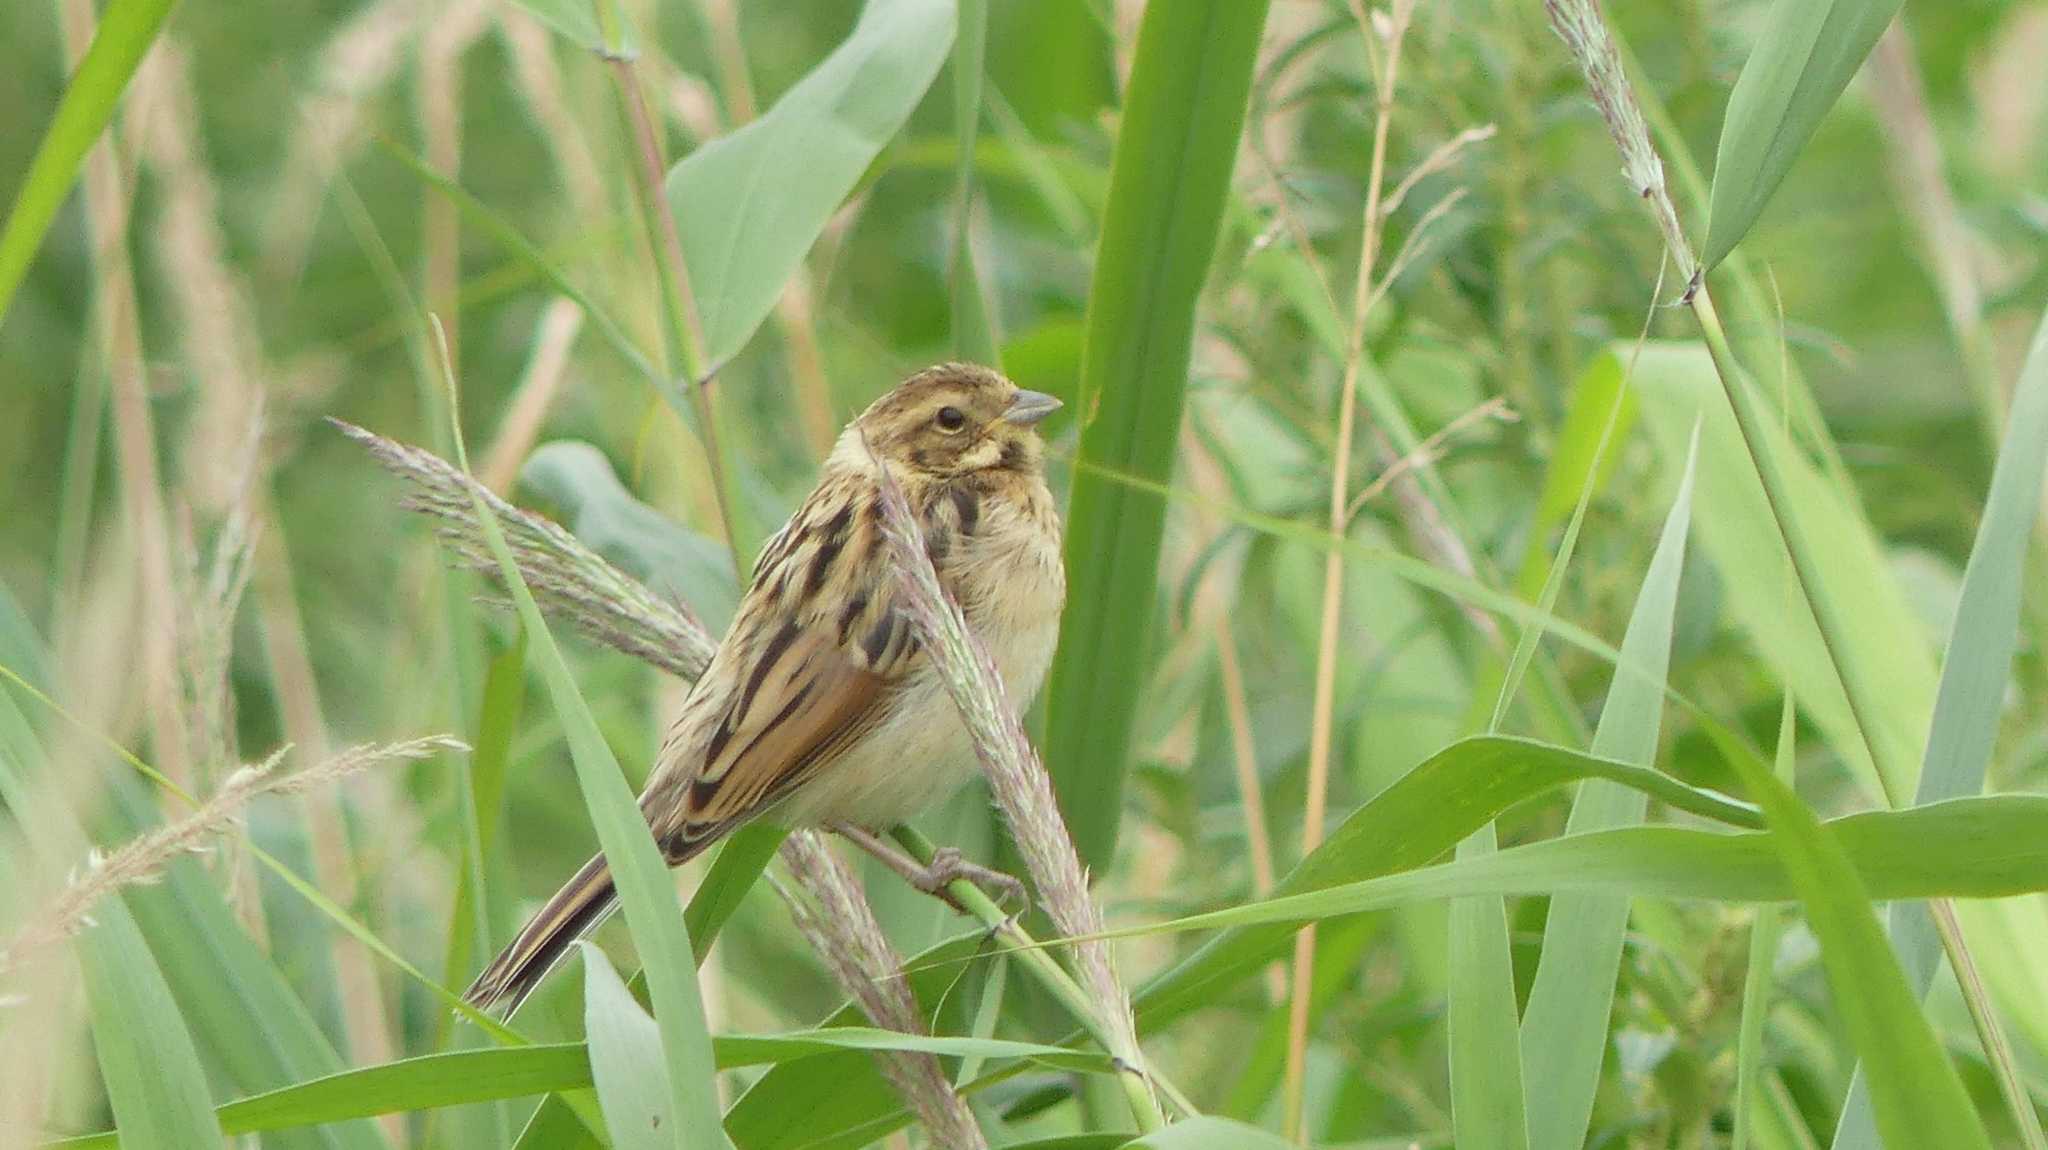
[466, 363, 1066, 1012]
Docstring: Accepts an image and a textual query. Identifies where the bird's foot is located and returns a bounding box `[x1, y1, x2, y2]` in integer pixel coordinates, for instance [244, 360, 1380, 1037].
[832, 825, 1028, 916]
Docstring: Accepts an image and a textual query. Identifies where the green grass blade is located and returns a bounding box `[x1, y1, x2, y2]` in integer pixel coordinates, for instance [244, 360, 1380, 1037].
[0, 627, 386, 1150]
[668, 0, 955, 365]
[440, 332, 726, 1150]
[1734, 696, 1798, 1150]
[683, 823, 786, 949]
[1708, 727, 1992, 1148]
[1134, 734, 1760, 1029]
[0, 0, 175, 324]
[723, 932, 986, 1150]
[1702, 0, 1904, 269]
[1096, 795, 2048, 941]
[1832, 304, 2048, 1150]
[77, 902, 222, 1150]
[1520, 425, 1700, 1150]
[45, 1024, 1098, 1149]
[1446, 822, 1530, 1150]
[1042, 0, 1271, 867]
[580, 944, 674, 1150]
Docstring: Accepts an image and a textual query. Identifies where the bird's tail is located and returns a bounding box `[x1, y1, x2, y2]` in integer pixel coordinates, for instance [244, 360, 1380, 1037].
[465, 853, 618, 1015]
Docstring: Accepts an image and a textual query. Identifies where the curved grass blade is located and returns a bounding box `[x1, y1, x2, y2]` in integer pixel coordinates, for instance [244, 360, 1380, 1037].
[668, 0, 955, 365]
[0, 0, 175, 323]
[1831, 305, 2048, 1150]
[1519, 425, 1700, 1150]
[45, 1024, 1095, 1149]
[76, 904, 221, 1150]
[1733, 696, 1798, 1150]
[436, 325, 725, 1150]
[580, 943, 673, 1150]
[1099, 795, 2048, 941]
[1134, 734, 1759, 1029]
[1702, 0, 1904, 269]
[1043, 0, 1272, 866]
[1709, 731, 1992, 1148]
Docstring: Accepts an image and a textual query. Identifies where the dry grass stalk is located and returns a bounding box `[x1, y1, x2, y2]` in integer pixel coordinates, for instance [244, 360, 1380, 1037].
[0, 737, 462, 983]
[419, 0, 494, 378]
[776, 832, 985, 1150]
[481, 298, 587, 493]
[861, 440, 1150, 1112]
[1542, 0, 1696, 288]
[133, 40, 265, 516]
[1288, 1, 1416, 1135]
[1346, 397, 1517, 522]
[334, 420, 718, 679]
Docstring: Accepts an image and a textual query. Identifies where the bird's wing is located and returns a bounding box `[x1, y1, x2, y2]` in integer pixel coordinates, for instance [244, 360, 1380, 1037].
[641, 473, 934, 854]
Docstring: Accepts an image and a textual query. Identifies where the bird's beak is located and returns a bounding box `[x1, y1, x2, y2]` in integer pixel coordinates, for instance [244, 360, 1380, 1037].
[1003, 389, 1063, 426]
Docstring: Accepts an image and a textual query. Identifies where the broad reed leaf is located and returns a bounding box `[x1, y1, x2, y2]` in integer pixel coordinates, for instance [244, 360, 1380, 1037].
[668, 0, 955, 364]
[1128, 1117, 1294, 1149]
[1520, 426, 1700, 1150]
[581, 944, 673, 1150]
[446, 361, 725, 1149]
[76, 906, 225, 1150]
[1702, 0, 1903, 269]
[1134, 735, 1761, 1029]
[0, 0, 174, 324]
[520, 441, 742, 631]
[1044, 0, 1271, 866]
[1628, 342, 1935, 800]
[1831, 305, 2048, 1149]
[1110, 795, 2048, 939]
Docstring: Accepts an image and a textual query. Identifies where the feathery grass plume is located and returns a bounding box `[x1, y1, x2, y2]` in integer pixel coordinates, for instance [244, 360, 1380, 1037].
[332, 419, 716, 680]
[1543, 0, 1698, 288]
[776, 831, 986, 1150]
[0, 736, 463, 982]
[861, 438, 1149, 1103]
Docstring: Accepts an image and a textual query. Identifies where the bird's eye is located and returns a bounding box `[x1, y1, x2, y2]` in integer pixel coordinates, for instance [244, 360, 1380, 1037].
[935, 406, 967, 431]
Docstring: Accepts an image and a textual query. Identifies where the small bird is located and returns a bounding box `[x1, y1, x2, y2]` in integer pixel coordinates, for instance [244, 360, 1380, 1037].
[466, 363, 1066, 1012]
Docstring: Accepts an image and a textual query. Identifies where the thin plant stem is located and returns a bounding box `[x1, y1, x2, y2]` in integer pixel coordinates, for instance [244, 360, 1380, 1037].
[605, 51, 753, 572]
[1685, 121, 2045, 1150]
[1287, 1, 1412, 1138]
[889, 826, 1168, 1132]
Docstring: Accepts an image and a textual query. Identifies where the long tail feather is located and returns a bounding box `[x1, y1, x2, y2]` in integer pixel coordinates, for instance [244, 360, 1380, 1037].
[465, 853, 617, 1014]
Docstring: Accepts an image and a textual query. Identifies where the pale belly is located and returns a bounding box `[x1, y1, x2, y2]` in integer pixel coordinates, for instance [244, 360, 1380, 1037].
[776, 515, 1064, 830]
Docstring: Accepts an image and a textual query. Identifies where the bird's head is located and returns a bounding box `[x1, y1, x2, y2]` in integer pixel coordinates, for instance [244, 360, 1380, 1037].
[839, 363, 1061, 481]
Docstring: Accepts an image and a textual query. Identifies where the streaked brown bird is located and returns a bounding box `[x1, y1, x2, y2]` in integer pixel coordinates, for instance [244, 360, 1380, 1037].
[466, 363, 1066, 1012]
